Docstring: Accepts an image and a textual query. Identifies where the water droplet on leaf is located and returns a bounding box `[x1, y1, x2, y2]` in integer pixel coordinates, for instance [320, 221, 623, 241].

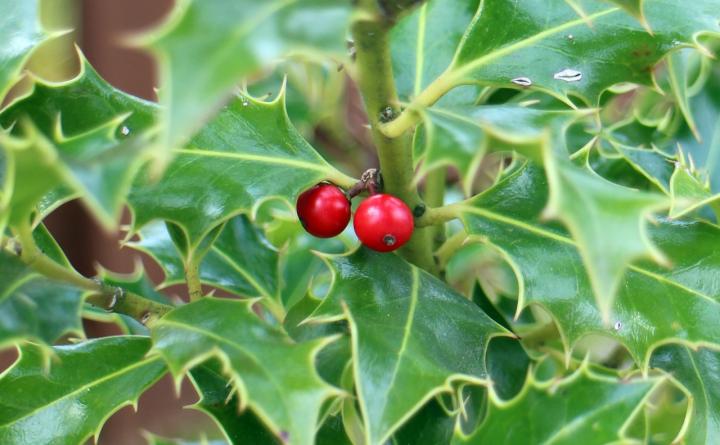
[613, 321, 622, 331]
[554, 68, 583, 82]
[120, 126, 130, 136]
[511, 77, 533, 87]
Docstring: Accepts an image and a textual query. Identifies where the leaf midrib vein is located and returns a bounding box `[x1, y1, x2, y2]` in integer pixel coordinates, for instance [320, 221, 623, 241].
[375, 268, 420, 420]
[449, 6, 621, 81]
[173, 148, 329, 172]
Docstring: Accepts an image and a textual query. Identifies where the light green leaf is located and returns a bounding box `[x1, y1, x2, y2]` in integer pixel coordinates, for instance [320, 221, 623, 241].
[152, 297, 341, 445]
[675, 59, 720, 193]
[651, 345, 720, 445]
[0, 59, 158, 228]
[143, 0, 351, 160]
[0, 250, 85, 349]
[0, 1, 46, 99]
[0, 336, 167, 445]
[668, 156, 718, 218]
[454, 366, 662, 444]
[457, 164, 720, 367]
[309, 248, 508, 445]
[188, 360, 278, 445]
[128, 92, 354, 252]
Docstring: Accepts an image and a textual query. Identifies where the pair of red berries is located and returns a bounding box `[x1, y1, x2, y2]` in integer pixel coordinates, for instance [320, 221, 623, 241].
[296, 183, 414, 252]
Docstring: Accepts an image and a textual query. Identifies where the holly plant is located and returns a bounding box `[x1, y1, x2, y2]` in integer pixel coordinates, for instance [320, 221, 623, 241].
[2, 0, 720, 444]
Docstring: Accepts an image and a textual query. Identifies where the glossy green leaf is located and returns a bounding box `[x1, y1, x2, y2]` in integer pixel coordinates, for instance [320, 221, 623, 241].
[0, 1, 45, 99]
[442, 0, 719, 106]
[188, 360, 278, 445]
[309, 248, 508, 445]
[152, 297, 341, 445]
[0, 336, 167, 445]
[143, 0, 351, 158]
[390, 0, 480, 102]
[0, 59, 158, 228]
[129, 92, 354, 251]
[392, 398, 455, 445]
[412, 105, 583, 192]
[454, 367, 661, 444]
[457, 164, 720, 367]
[129, 216, 280, 303]
[651, 345, 720, 445]
[0, 250, 85, 349]
[401, 0, 720, 112]
[544, 156, 668, 323]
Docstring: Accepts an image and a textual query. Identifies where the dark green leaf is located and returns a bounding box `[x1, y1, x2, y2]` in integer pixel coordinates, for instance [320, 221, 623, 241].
[651, 345, 720, 445]
[1, 59, 158, 228]
[0, 336, 167, 444]
[309, 248, 508, 444]
[0, 250, 84, 349]
[457, 164, 720, 367]
[129, 93, 354, 252]
[454, 367, 661, 444]
[152, 297, 341, 445]
[188, 360, 279, 445]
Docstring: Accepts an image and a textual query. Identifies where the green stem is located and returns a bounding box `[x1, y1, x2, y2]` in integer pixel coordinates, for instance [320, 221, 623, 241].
[379, 69, 459, 138]
[415, 203, 461, 228]
[351, 3, 436, 273]
[185, 258, 203, 302]
[435, 230, 467, 269]
[15, 223, 174, 325]
[424, 168, 447, 249]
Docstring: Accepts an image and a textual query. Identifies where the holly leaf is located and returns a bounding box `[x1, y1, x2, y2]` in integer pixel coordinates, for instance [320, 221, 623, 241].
[668, 157, 718, 218]
[0, 58, 158, 229]
[0, 250, 85, 350]
[651, 345, 720, 445]
[457, 164, 720, 368]
[454, 366, 662, 444]
[412, 105, 584, 192]
[141, 0, 351, 160]
[544, 156, 668, 323]
[0, 1, 46, 99]
[308, 248, 509, 445]
[128, 216, 280, 303]
[390, 0, 480, 102]
[151, 297, 341, 445]
[0, 336, 167, 445]
[674, 59, 720, 193]
[396, 0, 719, 112]
[128, 92, 354, 252]
[188, 360, 279, 445]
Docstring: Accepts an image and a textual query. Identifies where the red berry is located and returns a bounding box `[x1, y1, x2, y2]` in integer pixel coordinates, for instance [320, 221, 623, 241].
[296, 183, 351, 238]
[353, 194, 414, 252]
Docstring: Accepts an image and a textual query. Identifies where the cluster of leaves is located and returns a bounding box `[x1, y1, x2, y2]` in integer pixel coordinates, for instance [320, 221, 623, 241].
[1, 0, 720, 444]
